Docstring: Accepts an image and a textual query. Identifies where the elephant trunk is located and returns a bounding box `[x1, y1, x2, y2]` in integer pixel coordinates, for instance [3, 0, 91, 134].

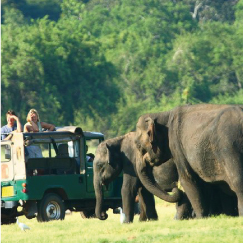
[136, 153, 181, 203]
[94, 174, 108, 220]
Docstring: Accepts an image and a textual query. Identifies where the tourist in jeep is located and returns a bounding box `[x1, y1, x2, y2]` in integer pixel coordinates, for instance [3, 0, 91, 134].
[1, 110, 22, 140]
[24, 109, 55, 158]
[24, 109, 55, 133]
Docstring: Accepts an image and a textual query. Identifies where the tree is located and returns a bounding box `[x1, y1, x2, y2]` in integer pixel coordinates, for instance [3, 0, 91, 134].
[1, 15, 119, 128]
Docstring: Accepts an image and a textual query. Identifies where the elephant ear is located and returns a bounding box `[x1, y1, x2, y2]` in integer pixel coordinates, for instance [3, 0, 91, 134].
[106, 143, 120, 168]
[145, 117, 156, 144]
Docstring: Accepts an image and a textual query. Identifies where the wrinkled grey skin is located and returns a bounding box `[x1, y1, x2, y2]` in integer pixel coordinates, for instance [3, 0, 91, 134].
[135, 104, 243, 217]
[93, 132, 192, 223]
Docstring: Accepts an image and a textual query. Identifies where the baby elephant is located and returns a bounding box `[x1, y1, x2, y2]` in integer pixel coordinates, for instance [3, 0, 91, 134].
[93, 132, 192, 223]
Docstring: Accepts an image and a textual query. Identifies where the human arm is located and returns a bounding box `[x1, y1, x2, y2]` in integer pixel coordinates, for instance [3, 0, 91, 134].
[15, 115, 22, 132]
[9, 115, 22, 132]
[24, 121, 39, 132]
[41, 122, 55, 131]
[1, 126, 15, 140]
[2, 134, 13, 140]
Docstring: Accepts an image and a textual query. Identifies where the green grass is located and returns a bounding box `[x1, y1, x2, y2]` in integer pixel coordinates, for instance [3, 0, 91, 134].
[1, 199, 243, 243]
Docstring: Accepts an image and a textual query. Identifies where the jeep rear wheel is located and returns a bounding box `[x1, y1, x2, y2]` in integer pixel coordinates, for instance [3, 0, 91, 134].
[37, 193, 65, 222]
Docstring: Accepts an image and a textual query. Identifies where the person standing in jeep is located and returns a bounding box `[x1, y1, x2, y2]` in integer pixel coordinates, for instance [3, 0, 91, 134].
[24, 109, 55, 133]
[24, 109, 55, 158]
[1, 110, 22, 140]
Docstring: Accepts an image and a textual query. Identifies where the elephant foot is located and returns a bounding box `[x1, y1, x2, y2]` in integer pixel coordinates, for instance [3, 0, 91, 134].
[124, 220, 133, 224]
[98, 212, 108, 220]
[147, 216, 158, 221]
[139, 215, 147, 222]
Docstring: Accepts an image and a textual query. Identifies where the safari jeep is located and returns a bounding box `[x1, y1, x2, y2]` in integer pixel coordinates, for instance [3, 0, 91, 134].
[1, 126, 122, 224]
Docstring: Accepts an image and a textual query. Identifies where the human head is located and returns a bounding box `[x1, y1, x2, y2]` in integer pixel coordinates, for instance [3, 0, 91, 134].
[27, 109, 40, 123]
[6, 110, 17, 127]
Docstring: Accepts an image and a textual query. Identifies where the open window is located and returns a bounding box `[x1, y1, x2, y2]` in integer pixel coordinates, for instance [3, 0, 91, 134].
[1, 144, 11, 162]
[25, 135, 80, 176]
[85, 138, 101, 167]
[1, 144, 14, 181]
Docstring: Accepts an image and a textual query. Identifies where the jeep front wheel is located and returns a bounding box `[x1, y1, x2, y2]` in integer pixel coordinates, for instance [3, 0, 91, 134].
[37, 193, 65, 222]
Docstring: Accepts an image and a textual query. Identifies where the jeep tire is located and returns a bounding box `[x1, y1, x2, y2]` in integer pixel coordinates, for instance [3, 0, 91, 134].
[37, 193, 65, 222]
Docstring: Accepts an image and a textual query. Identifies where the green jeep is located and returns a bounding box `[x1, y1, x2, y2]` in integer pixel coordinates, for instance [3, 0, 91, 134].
[1, 126, 122, 224]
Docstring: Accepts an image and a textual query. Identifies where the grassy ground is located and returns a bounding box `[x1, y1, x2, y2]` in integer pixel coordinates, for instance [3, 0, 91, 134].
[1, 199, 243, 243]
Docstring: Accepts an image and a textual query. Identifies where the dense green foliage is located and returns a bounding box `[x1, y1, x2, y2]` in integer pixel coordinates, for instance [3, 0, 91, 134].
[1, 0, 243, 137]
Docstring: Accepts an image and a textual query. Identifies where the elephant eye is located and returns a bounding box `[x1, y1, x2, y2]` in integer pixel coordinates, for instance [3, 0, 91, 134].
[96, 162, 103, 169]
[135, 140, 141, 148]
[136, 142, 143, 151]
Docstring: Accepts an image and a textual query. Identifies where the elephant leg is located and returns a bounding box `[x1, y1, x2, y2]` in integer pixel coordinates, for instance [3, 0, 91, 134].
[219, 191, 238, 216]
[223, 157, 243, 216]
[175, 191, 193, 220]
[134, 194, 141, 215]
[136, 188, 147, 221]
[121, 174, 139, 223]
[231, 188, 243, 216]
[180, 177, 208, 218]
[138, 186, 158, 221]
[199, 183, 221, 216]
[228, 186, 243, 216]
[236, 193, 243, 216]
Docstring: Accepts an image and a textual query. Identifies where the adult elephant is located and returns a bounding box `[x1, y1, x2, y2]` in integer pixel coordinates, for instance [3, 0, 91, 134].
[135, 104, 243, 217]
[93, 132, 192, 223]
